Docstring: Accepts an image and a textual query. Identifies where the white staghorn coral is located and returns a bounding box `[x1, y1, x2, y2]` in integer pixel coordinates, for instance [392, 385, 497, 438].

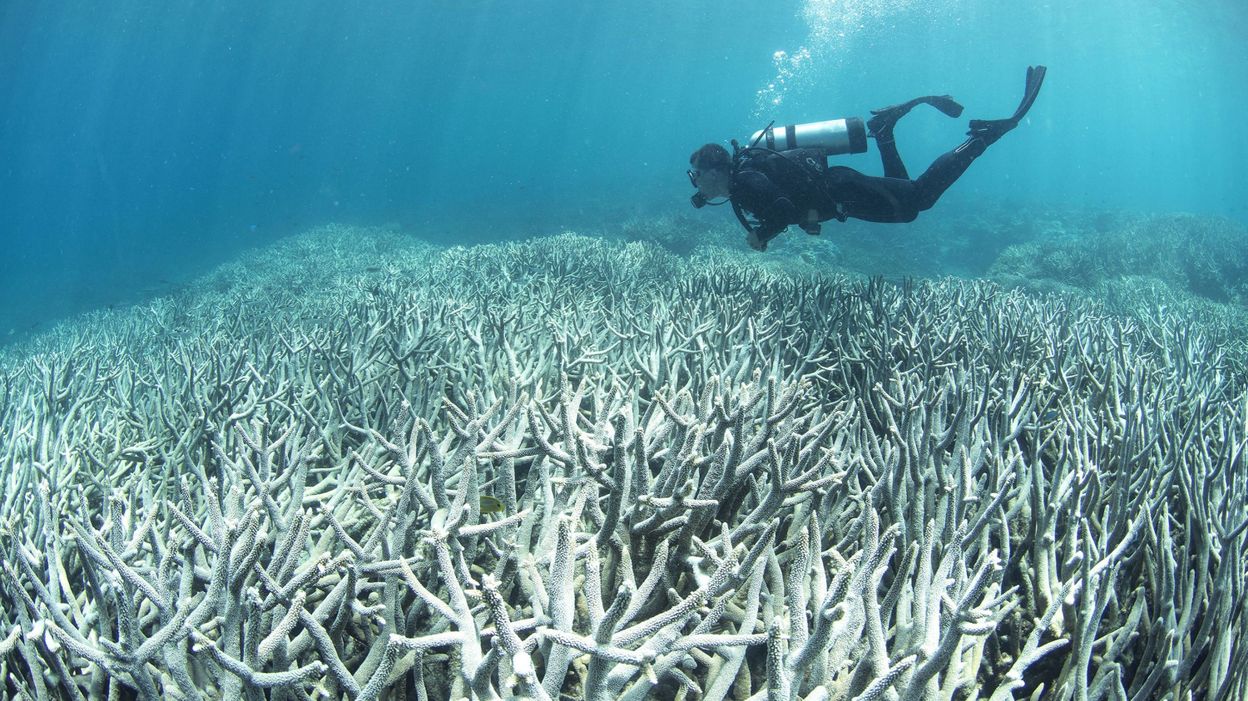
[0, 226, 1245, 700]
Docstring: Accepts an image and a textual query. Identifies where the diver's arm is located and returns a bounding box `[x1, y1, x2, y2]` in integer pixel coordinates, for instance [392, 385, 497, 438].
[735, 170, 799, 249]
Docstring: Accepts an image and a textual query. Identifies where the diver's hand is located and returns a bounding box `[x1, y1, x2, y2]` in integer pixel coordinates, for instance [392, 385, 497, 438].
[801, 209, 821, 235]
[746, 230, 767, 251]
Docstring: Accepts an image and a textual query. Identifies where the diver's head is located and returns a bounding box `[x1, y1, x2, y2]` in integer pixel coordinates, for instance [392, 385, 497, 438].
[688, 143, 732, 207]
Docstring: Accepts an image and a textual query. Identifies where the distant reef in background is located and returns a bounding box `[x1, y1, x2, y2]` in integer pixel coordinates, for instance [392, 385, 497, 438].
[611, 204, 1248, 330]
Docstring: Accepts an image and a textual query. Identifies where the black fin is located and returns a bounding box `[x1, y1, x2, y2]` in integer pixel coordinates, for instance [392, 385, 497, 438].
[1010, 65, 1046, 123]
[927, 94, 965, 119]
[967, 65, 1046, 144]
[868, 94, 965, 138]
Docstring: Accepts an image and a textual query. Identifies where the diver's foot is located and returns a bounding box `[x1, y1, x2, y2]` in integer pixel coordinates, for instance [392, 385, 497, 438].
[965, 65, 1046, 146]
[965, 118, 1016, 147]
[868, 94, 964, 139]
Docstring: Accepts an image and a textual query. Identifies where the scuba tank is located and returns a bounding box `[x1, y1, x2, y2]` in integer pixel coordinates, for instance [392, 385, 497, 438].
[748, 117, 868, 156]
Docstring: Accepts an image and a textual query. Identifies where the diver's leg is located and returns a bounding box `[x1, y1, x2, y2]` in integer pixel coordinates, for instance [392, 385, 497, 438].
[825, 167, 921, 223]
[910, 143, 984, 211]
[873, 130, 910, 180]
[912, 66, 1046, 211]
[867, 95, 964, 179]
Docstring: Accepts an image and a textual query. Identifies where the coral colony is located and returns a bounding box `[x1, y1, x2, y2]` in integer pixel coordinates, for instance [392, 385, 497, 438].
[1, 226, 1246, 700]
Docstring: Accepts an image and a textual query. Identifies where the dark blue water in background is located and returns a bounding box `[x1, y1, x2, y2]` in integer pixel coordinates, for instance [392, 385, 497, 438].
[2, 0, 1246, 338]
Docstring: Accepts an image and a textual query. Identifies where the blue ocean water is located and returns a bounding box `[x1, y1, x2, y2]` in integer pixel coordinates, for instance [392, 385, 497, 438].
[1, 0, 1246, 338]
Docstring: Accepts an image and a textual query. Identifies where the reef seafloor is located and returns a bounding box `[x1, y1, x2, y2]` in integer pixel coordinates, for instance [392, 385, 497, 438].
[1, 217, 1247, 701]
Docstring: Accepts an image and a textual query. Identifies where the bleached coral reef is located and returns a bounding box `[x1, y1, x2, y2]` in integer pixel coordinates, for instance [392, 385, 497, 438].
[1, 225, 1246, 700]
[990, 212, 1248, 303]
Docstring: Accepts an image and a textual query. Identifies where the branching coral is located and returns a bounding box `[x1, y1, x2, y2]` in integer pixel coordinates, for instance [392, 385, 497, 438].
[1, 227, 1245, 700]
[989, 212, 1248, 305]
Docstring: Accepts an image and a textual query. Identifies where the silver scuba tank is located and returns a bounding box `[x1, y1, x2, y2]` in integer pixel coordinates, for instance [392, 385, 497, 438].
[748, 117, 868, 155]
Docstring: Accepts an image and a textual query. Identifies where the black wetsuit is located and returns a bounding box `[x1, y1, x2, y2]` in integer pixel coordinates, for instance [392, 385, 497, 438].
[731, 135, 988, 244]
[724, 67, 1045, 246]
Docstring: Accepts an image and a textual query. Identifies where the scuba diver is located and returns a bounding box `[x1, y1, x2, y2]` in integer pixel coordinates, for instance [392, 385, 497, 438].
[688, 65, 1046, 251]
